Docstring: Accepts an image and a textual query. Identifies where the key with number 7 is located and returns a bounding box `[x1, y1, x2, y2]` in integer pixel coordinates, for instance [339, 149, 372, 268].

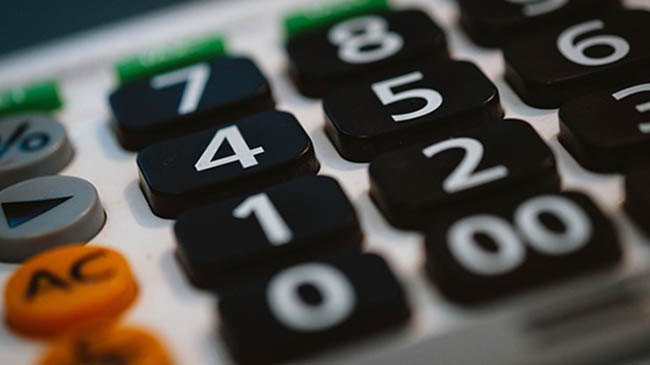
[109, 56, 274, 150]
[137, 110, 320, 218]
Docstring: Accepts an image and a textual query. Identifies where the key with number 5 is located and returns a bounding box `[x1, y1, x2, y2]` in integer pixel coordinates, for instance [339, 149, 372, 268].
[325, 61, 503, 162]
[110, 57, 274, 150]
[137, 111, 320, 218]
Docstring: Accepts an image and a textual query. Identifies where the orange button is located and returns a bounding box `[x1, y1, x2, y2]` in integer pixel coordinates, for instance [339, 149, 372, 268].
[39, 321, 172, 365]
[4, 245, 138, 337]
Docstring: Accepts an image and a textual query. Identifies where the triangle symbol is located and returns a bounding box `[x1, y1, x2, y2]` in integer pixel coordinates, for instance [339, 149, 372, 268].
[2, 196, 73, 228]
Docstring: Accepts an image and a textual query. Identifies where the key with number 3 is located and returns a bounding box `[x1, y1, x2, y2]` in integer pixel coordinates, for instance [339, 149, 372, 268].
[109, 56, 274, 150]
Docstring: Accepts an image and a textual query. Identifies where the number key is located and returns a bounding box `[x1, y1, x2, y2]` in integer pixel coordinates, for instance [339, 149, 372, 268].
[559, 80, 650, 172]
[287, 9, 448, 97]
[137, 111, 320, 218]
[325, 61, 503, 162]
[110, 56, 274, 150]
[426, 192, 621, 304]
[504, 10, 650, 108]
[174, 176, 362, 290]
[457, 0, 620, 47]
[370, 120, 558, 230]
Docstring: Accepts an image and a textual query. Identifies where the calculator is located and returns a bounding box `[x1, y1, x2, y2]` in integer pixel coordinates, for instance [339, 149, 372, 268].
[3, 0, 650, 364]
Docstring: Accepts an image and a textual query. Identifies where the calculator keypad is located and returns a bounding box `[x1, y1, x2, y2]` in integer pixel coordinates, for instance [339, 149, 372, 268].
[370, 120, 559, 230]
[287, 9, 448, 97]
[504, 10, 650, 108]
[110, 57, 274, 150]
[426, 191, 621, 304]
[174, 175, 362, 290]
[137, 110, 320, 218]
[219, 254, 409, 364]
[324, 61, 502, 162]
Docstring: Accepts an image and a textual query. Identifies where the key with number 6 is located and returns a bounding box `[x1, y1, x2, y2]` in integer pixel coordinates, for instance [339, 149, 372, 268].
[137, 110, 320, 218]
[504, 10, 650, 108]
[110, 56, 274, 150]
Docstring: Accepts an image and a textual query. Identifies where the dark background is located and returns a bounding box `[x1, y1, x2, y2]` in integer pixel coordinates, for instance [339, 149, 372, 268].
[1, 0, 192, 56]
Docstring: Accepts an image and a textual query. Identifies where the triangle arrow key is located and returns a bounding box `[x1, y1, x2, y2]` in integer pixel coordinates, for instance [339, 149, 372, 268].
[2, 196, 72, 228]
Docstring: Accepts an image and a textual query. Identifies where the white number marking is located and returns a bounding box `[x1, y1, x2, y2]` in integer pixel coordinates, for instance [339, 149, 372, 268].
[422, 138, 509, 193]
[612, 83, 650, 133]
[151, 62, 210, 115]
[194, 125, 264, 172]
[557, 20, 630, 66]
[506, 0, 568, 17]
[233, 193, 293, 246]
[371, 71, 443, 122]
[267, 263, 356, 332]
[328, 15, 403, 64]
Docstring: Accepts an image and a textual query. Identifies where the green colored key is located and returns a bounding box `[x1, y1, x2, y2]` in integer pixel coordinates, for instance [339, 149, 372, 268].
[283, 0, 391, 39]
[0, 80, 62, 117]
[115, 34, 227, 84]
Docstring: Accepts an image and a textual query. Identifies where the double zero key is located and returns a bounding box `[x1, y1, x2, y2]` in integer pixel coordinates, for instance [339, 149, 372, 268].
[325, 61, 503, 162]
[426, 191, 621, 305]
[219, 254, 409, 364]
[370, 120, 558, 230]
[505, 10, 650, 108]
[138, 111, 320, 218]
[110, 56, 273, 150]
[175, 176, 362, 290]
[287, 9, 448, 97]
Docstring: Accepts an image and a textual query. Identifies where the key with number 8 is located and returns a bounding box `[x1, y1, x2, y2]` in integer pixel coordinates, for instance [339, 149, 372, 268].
[286, 9, 448, 97]
[110, 56, 274, 150]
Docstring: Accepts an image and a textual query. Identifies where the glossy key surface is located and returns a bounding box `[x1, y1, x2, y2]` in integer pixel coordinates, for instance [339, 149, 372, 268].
[175, 175, 362, 290]
[559, 80, 650, 172]
[370, 120, 559, 230]
[138, 110, 320, 218]
[219, 253, 409, 364]
[425, 191, 621, 305]
[110, 56, 274, 150]
[504, 10, 650, 108]
[4, 245, 138, 338]
[457, 0, 621, 47]
[287, 9, 448, 97]
[324, 60, 502, 162]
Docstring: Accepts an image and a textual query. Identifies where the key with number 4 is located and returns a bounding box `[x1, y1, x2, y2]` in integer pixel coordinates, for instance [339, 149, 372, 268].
[504, 10, 650, 108]
[137, 111, 319, 218]
[324, 61, 502, 162]
[174, 176, 362, 290]
[110, 57, 273, 150]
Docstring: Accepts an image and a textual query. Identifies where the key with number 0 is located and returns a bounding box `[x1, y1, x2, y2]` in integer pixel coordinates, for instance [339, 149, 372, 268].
[110, 56, 274, 150]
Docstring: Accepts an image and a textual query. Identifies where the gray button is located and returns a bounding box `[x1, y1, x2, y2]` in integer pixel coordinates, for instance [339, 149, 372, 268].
[0, 116, 74, 189]
[0, 175, 106, 262]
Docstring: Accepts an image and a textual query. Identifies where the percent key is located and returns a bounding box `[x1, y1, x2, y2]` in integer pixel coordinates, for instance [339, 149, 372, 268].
[0, 116, 73, 189]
